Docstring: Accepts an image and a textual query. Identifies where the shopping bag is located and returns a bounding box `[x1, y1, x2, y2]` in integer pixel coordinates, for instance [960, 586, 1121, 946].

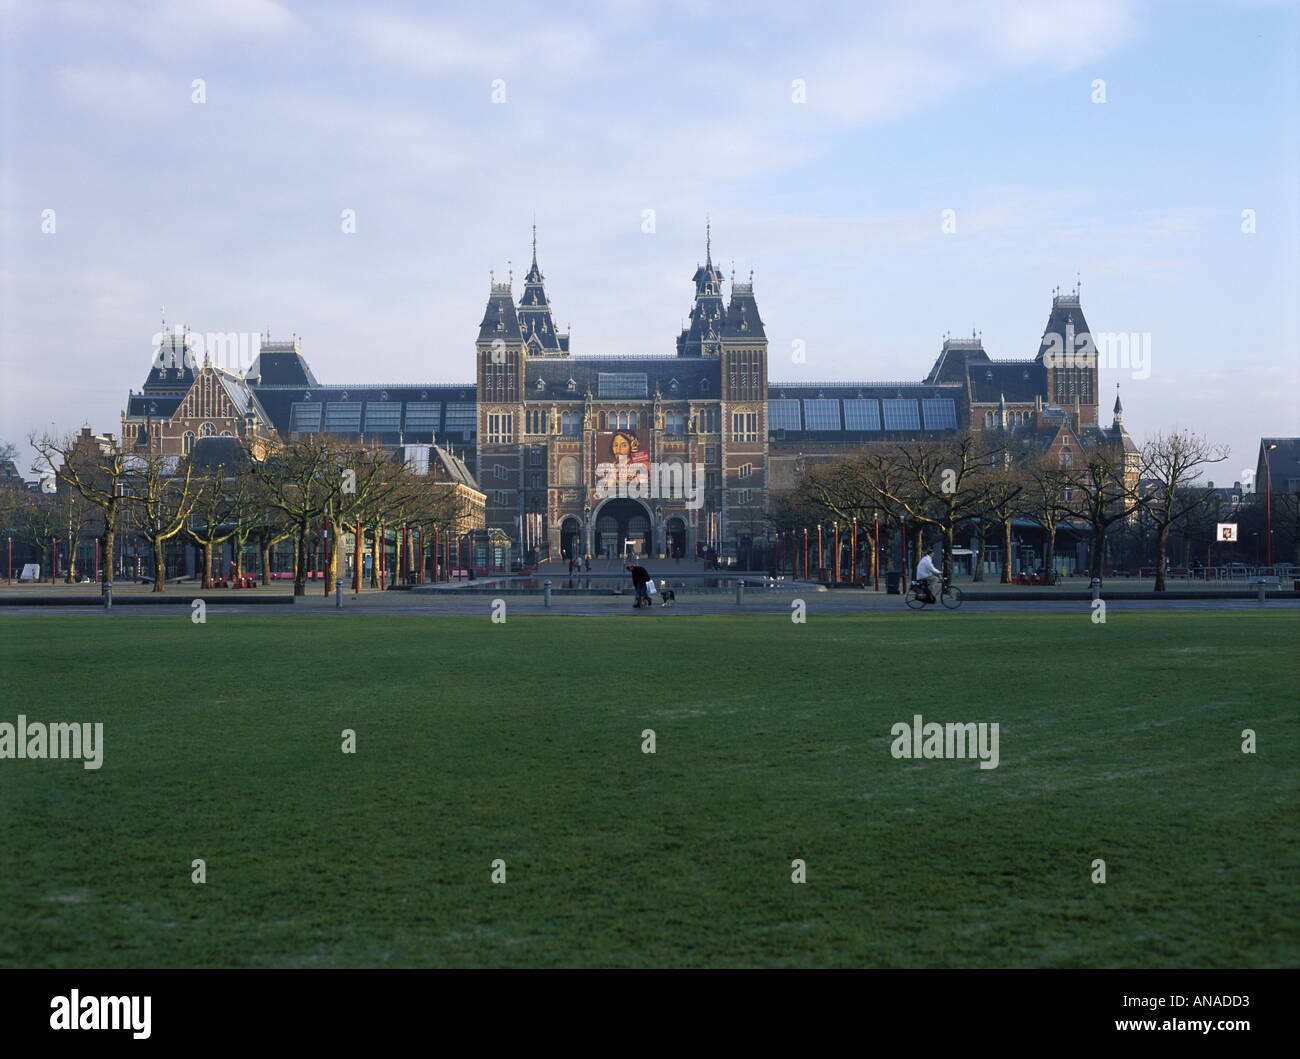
[646, 580, 657, 596]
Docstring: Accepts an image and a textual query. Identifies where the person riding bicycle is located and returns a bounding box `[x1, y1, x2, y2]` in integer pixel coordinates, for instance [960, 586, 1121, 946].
[915, 545, 943, 603]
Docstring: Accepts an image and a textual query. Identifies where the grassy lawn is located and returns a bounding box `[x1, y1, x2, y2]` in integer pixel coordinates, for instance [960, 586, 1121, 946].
[0, 611, 1296, 968]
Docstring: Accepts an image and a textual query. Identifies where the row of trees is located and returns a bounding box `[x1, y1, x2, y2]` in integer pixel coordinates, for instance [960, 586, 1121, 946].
[769, 429, 1251, 591]
[6, 432, 470, 596]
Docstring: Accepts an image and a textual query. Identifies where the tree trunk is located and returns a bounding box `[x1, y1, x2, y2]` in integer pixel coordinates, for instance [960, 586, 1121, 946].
[1043, 522, 1058, 586]
[101, 528, 115, 595]
[972, 524, 986, 582]
[1090, 525, 1106, 580]
[150, 535, 166, 592]
[294, 523, 308, 596]
[1154, 524, 1170, 592]
[202, 542, 214, 589]
[942, 524, 954, 580]
[260, 534, 272, 586]
[1001, 519, 1013, 583]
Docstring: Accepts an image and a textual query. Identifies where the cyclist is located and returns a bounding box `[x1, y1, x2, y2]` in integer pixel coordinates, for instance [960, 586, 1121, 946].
[915, 544, 943, 604]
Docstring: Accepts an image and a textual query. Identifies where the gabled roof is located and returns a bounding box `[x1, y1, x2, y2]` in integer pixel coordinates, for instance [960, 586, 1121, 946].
[432, 444, 478, 490]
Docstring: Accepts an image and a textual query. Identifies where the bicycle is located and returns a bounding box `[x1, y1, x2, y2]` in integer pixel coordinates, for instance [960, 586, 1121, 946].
[904, 577, 963, 610]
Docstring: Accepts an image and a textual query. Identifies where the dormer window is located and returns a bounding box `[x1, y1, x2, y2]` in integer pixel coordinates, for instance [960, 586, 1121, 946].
[536, 378, 546, 391]
[567, 378, 576, 392]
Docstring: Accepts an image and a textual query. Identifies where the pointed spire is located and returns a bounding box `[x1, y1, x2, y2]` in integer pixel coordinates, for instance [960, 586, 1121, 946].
[1113, 383, 1124, 424]
[531, 215, 538, 268]
[705, 214, 711, 264]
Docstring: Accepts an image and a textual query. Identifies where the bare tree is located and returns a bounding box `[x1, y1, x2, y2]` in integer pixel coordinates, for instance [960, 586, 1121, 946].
[1022, 446, 1075, 585]
[30, 430, 134, 594]
[1063, 442, 1142, 580]
[1140, 431, 1229, 591]
[126, 453, 199, 592]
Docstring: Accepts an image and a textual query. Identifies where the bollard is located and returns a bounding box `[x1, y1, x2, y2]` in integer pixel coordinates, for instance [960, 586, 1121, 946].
[336, 578, 343, 608]
[1090, 577, 1101, 603]
[736, 578, 745, 605]
[103, 581, 113, 610]
[544, 579, 552, 607]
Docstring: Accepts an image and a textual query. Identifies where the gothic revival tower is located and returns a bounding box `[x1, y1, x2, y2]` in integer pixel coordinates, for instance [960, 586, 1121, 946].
[1035, 285, 1099, 428]
[719, 265, 767, 555]
[476, 274, 525, 534]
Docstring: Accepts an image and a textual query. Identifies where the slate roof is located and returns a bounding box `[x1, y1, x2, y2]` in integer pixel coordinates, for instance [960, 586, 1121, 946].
[1034, 291, 1094, 362]
[246, 340, 318, 388]
[1257, 437, 1300, 492]
[431, 444, 478, 489]
[722, 283, 766, 340]
[478, 283, 522, 343]
[967, 361, 1047, 404]
[141, 330, 198, 394]
[925, 336, 989, 385]
[526, 356, 721, 400]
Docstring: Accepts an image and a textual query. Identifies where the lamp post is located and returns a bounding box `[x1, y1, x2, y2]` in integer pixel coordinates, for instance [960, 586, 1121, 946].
[1264, 443, 1278, 570]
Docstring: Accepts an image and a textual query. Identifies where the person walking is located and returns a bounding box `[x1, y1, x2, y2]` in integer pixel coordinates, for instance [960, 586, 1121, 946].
[626, 563, 652, 608]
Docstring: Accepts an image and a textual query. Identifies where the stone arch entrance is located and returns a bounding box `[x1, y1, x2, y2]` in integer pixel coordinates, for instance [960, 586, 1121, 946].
[593, 498, 652, 560]
[560, 516, 582, 560]
[666, 516, 687, 559]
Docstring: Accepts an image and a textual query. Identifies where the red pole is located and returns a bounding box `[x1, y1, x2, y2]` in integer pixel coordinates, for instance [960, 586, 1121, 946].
[419, 527, 425, 584]
[7, 535, 10, 585]
[803, 528, 808, 581]
[53, 540, 58, 584]
[817, 525, 823, 581]
[324, 523, 331, 596]
[380, 520, 385, 589]
[833, 523, 840, 583]
[874, 516, 880, 592]
[354, 516, 361, 593]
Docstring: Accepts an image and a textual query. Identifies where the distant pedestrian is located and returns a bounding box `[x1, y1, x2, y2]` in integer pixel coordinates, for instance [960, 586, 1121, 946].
[584, 554, 591, 573]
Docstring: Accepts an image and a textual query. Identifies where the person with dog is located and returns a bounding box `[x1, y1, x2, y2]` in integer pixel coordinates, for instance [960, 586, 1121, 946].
[915, 544, 943, 603]
[626, 563, 652, 607]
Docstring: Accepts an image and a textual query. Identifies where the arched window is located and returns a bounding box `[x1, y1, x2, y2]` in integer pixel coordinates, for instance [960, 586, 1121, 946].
[182, 431, 195, 454]
[985, 411, 993, 427]
[199, 422, 216, 437]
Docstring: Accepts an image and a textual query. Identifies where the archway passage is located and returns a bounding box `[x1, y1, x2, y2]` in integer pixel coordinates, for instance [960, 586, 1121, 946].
[666, 517, 687, 559]
[560, 516, 581, 560]
[594, 498, 652, 560]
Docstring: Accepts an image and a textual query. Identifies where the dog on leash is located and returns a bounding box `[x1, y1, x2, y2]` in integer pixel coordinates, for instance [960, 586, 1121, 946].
[658, 580, 676, 606]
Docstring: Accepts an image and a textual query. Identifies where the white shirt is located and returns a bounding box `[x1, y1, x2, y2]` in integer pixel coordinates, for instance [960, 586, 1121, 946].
[916, 554, 941, 580]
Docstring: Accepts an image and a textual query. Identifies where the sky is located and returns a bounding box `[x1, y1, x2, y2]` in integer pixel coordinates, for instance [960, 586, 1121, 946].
[1, 0, 1297, 488]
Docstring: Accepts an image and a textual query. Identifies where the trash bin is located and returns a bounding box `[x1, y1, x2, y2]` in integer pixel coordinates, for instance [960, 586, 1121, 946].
[886, 570, 902, 595]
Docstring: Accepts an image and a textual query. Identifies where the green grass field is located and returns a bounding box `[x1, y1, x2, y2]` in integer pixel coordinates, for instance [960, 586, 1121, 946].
[0, 611, 1296, 968]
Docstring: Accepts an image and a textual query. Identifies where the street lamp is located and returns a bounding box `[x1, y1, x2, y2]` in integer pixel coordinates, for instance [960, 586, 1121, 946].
[1264, 443, 1278, 570]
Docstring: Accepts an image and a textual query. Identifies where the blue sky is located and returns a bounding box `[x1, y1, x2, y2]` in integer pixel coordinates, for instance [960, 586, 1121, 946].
[1, 0, 1297, 485]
